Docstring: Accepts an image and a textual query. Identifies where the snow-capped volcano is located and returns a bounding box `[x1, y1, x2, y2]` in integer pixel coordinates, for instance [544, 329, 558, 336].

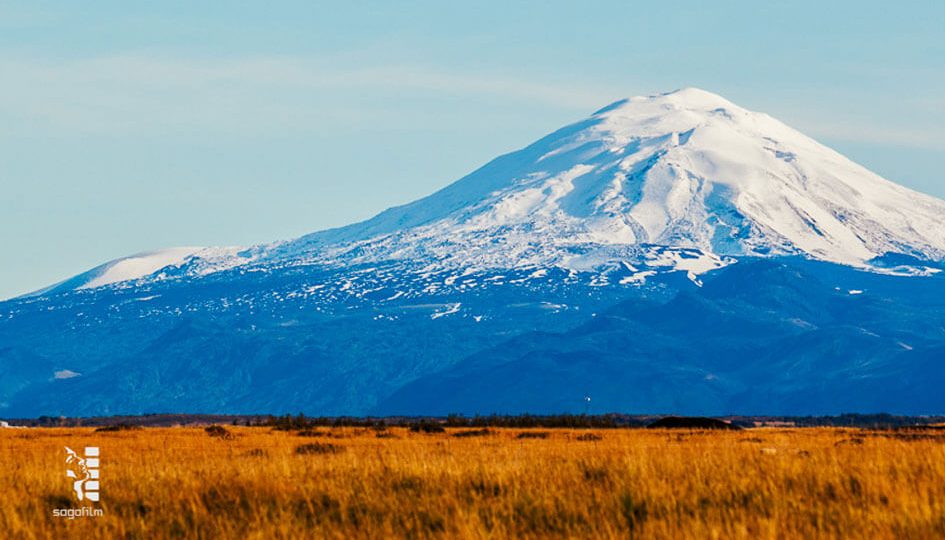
[6, 88, 945, 418]
[24, 88, 945, 296]
[275, 87, 945, 271]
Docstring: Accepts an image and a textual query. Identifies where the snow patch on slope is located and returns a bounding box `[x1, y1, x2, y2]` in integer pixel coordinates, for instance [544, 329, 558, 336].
[23, 246, 248, 298]
[81, 247, 206, 289]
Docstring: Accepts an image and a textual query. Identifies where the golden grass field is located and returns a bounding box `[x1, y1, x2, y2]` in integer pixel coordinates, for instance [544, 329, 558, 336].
[3, 425, 945, 539]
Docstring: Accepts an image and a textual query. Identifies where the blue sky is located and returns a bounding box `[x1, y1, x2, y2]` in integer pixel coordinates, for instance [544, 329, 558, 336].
[1, 1, 943, 299]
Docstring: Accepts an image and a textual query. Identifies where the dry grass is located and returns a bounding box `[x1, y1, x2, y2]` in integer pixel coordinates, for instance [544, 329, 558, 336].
[3, 426, 945, 539]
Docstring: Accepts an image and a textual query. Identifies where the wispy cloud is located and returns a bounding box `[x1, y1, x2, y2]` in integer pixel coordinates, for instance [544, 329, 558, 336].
[0, 54, 619, 137]
[2, 53, 942, 151]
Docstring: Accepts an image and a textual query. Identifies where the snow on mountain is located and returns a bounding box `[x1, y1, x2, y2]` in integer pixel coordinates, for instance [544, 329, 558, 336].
[277, 87, 945, 271]
[81, 248, 207, 289]
[26, 88, 945, 296]
[23, 246, 248, 298]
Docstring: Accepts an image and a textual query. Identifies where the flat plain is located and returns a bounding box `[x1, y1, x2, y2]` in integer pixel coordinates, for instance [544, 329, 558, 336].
[3, 425, 945, 539]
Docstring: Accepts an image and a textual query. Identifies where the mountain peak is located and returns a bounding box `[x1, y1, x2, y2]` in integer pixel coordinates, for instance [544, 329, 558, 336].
[280, 88, 945, 274]
[645, 87, 738, 110]
[594, 87, 740, 117]
[660, 86, 735, 105]
[25, 89, 945, 297]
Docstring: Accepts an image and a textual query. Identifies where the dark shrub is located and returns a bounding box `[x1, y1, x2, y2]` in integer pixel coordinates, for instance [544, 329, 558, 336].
[646, 416, 741, 430]
[576, 433, 602, 441]
[296, 443, 345, 455]
[516, 431, 550, 439]
[205, 425, 234, 439]
[409, 421, 445, 434]
[267, 413, 314, 431]
[835, 437, 865, 446]
[94, 423, 143, 432]
[452, 429, 492, 438]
